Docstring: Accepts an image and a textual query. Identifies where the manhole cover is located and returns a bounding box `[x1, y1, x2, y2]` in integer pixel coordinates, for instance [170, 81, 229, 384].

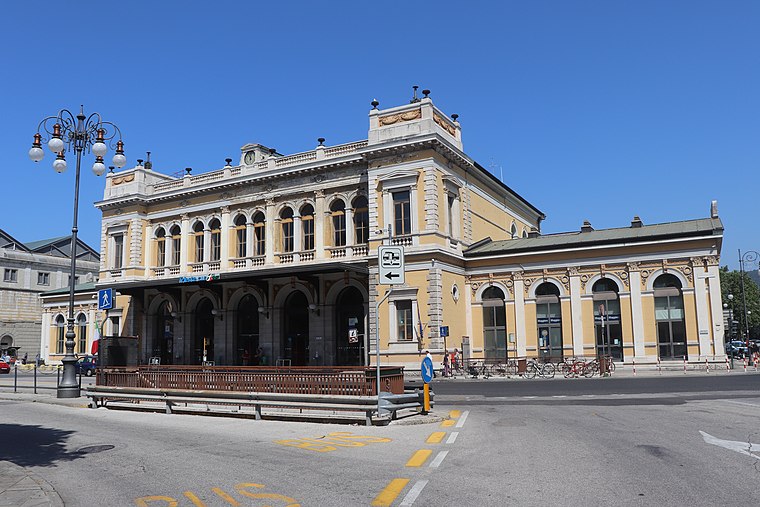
[77, 445, 115, 454]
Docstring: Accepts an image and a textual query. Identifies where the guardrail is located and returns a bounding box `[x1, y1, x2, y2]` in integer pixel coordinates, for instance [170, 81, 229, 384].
[85, 385, 431, 426]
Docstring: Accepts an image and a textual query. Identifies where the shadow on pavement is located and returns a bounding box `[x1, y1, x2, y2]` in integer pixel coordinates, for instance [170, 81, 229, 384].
[0, 423, 84, 467]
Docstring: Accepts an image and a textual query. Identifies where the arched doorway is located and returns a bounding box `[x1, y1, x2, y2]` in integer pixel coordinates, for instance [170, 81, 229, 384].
[237, 295, 259, 365]
[194, 298, 215, 364]
[654, 274, 686, 360]
[283, 291, 309, 366]
[482, 287, 507, 361]
[336, 287, 366, 366]
[593, 278, 623, 361]
[535, 282, 563, 361]
[152, 301, 175, 365]
[0, 335, 12, 355]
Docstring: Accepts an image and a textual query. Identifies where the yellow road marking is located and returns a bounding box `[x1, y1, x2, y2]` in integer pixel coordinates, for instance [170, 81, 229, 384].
[450, 410, 461, 419]
[371, 478, 410, 506]
[441, 419, 456, 427]
[135, 496, 178, 506]
[184, 492, 207, 506]
[212, 487, 241, 506]
[426, 432, 446, 444]
[406, 449, 433, 467]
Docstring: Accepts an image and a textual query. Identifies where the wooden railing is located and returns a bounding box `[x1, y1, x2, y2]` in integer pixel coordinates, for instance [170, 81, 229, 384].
[96, 365, 405, 395]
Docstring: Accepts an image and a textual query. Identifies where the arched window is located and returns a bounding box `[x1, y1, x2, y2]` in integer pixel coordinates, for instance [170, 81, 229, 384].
[301, 204, 315, 251]
[593, 278, 622, 361]
[331, 200, 346, 247]
[535, 282, 563, 361]
[234, 214, 247, 258]
[482, 287, 506, 361]
[654, 274, 686, 359]
[511, 222, 518, 239]
[193, 221, 205, 263]
[253, 212, 266, 256]
[522, 229, 528, 238]
[209, 218, 221, 261]
[170, 225, 181, 265]
[280, 208, 294, 253]
[76, 313, 87, 354]
[353, 196, 369, 245]
[55, 315, 65, 354]
[155, 227, 166, 267]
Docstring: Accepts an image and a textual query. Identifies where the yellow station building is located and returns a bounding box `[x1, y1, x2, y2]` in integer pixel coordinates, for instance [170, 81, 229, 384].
[78, 92, 725, 370]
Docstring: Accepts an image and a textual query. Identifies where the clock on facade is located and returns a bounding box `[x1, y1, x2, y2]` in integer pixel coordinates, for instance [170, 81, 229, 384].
[244, 151, 255, 164]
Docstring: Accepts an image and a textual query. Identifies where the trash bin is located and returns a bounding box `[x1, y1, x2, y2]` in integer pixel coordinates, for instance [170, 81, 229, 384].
[599, 356, 608, 375]
[517, 358, 527, 374]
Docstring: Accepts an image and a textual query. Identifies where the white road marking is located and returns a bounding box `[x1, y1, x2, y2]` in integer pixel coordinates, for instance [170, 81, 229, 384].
[455, 410, 469, 428]
[446, 432, 459, 444]
[429, 450, 449, 468]
[721, 400, 760, 408]
[552, 395, 567, 398]
[399, 480, 428, 506]
[700, 431, 760, 458]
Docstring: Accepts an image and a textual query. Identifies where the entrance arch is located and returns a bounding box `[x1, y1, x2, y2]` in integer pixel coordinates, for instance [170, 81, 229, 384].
[282, 291, 309, 366]
[194, 298, 215, 364]
[654, 273, 687, 360]
[152, 301, 175, 365]
[593, 278, 623, 361]
[335, 287, 366, 366]
[481, 286, 507, 361]
[237, 294, 259, 365]
[535, 282, 563, 361]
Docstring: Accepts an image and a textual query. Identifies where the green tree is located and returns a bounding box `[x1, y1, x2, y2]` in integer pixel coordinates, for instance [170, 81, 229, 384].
[720, 266, 760, 340]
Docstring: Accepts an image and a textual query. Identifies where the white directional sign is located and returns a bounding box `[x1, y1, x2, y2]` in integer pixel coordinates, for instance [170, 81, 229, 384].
[378, 245, 405, 285]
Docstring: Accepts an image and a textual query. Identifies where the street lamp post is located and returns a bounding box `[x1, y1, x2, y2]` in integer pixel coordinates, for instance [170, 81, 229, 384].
[28, 106, 126, 398]
[724, 293, 734, 367]
[738, 250, 759, 362]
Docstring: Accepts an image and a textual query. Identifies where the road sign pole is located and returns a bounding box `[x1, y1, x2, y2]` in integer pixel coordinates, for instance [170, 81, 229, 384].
[375, 288, 392, 419]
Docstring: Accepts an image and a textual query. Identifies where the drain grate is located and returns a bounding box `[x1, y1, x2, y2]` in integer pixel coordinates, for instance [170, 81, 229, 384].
[77, 444, 115, 454]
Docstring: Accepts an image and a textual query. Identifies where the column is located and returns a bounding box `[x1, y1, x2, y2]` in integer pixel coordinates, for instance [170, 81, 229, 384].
[220, 206, 230, 268]
[203, 227, 211, 272]
[144, 223, 154, 277]
[569, 269, 584, 357]
[691, 258, 711, 359]
[706, 260, 725, 356]
[180, 214, 190, 273]
[246, 221, 254, 267]
[265, 199, 275, 264]
[627, 263, 646, 359]
[293, 214, 302, 261]
[345, 207, 354, 256]
[165, 229, 173, 270]
[315, 190, 326, 259]
[513, 274, 527, 357]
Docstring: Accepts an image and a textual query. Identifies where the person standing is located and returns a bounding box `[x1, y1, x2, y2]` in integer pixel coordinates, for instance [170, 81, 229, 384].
[443, 350, 450, 377]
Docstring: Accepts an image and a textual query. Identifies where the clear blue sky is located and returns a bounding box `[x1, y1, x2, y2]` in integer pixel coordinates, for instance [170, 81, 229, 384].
[2, 1, 757, 269]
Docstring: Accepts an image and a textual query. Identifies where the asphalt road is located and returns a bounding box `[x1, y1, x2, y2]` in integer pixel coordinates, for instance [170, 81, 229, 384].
[1, 374, 759, 506]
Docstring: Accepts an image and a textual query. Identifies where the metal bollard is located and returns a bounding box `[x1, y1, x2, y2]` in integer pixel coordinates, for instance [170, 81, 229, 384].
[34, 364, 37, 394]
[57, 365, 61, 386]
[14, 364, 18, 393]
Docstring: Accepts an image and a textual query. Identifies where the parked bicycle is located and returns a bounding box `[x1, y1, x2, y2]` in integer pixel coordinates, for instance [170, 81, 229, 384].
[466, 359, 491, 378]
[524, 359, 555, 379]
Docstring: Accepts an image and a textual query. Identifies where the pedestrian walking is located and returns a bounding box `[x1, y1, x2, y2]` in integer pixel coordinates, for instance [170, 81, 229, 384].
[443, 351, 451, 377]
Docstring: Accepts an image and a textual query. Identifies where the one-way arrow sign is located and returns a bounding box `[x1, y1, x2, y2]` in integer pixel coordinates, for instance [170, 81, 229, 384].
[378, 245, 405, 285]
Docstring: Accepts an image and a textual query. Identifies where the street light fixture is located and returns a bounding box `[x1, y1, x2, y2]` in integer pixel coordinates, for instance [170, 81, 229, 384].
[29, 106, 127, 398]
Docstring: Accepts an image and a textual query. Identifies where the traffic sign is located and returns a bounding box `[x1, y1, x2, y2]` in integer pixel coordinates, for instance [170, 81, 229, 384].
[421, 356, 433, 383]
[98, 288, 113, 310]
[440, 325, 449, 337]
[378, 245, 405, 285]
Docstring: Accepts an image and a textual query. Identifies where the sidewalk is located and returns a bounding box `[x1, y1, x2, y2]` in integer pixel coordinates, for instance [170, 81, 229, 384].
[0, 461, 63, 507]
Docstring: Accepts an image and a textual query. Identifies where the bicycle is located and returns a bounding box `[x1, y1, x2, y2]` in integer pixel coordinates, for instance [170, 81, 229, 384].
[490, 360, 518, 377]
[466, 359, 490, 378]
[560, 358, 587, 378]
[523, 359, 555, 379]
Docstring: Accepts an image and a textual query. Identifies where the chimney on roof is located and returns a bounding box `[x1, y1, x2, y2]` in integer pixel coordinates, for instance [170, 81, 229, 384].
[144, 152, 152, 170]
[711, 200, 719, 219]
[581, 220, 594, 233]
[528, 226, 540, 238]
[631, 216, 643, 228]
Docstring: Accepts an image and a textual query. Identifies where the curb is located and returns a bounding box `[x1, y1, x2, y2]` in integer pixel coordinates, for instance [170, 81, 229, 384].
[0, 461, 64, 507]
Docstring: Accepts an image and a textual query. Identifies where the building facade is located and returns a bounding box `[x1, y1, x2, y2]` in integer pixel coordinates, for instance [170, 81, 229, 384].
[93, 94, 725, 369]
[0, 229, 99, 360]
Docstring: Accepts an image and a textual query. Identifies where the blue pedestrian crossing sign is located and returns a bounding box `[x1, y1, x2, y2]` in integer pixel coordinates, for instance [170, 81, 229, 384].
[98, 288, 113, 310]
[421, 356, 434, 383]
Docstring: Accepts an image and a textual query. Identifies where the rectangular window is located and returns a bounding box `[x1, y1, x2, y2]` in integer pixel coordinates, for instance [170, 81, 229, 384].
[282, 221, 294, 252]
[447, 194, 455, 237]
[4, 269, 17, 282]
[172, 236, 181, 265]
[211, 230, 221, 261]
[254, 224, 265, 256]
[156, 239, 166, 267]
[111, 317, 120, 337]
[236, 228, 247, 258]
[78, 323, 87, 354]
[303, 217, 314, 251]
[396, 300, 413, 341]
[355, 208, 369, 244]
[195, 234, 204, 262]
[112, 234, 124, 269]
[393, 190, 411, 236]
[56, 325, 65, 354]
[332, 213, 346, 247]
[37, 272, 50, 285]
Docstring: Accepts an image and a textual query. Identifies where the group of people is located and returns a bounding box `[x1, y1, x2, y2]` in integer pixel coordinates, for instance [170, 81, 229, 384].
[0, 352, 28, 365]
[241, 347, 267, 366]
[441, 348, 462, 377]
